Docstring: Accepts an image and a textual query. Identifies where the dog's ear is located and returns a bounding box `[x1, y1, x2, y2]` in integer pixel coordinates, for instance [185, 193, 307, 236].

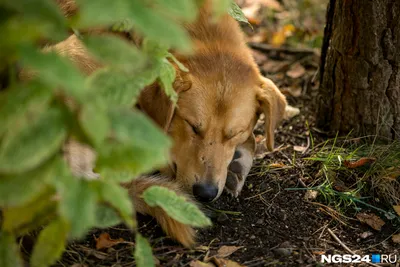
[138, 68, 192, 132]
[256, 77, 287, 151]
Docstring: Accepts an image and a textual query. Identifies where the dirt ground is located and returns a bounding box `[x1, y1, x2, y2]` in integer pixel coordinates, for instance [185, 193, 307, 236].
[46, 1, 400, 266]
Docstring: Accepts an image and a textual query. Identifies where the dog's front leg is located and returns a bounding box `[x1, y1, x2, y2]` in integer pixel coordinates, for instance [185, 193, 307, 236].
[225, 133, 255, 197]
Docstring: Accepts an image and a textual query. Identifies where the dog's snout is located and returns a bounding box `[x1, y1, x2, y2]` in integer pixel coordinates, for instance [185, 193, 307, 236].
[192, 183, 218, 202]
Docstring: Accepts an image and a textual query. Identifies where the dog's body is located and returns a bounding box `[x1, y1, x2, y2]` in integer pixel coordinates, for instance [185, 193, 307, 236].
[23, 1, 287, 247]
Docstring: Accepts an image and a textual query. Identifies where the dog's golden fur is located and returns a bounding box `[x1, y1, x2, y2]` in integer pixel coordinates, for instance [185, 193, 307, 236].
[23, 0, 287, 247]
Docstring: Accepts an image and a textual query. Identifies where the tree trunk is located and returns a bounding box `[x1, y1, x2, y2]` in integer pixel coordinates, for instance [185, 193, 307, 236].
[318, 0, 400, 140]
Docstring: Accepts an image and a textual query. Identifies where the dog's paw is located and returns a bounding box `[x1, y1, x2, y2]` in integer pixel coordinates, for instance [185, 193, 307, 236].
[225, 145, 254, 197]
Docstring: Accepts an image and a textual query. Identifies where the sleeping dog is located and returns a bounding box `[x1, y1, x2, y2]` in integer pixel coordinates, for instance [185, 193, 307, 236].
[25, 0, 287, 247]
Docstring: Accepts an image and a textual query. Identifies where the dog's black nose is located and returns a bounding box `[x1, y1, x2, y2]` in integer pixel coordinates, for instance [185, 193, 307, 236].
[192, 183, 218, 202]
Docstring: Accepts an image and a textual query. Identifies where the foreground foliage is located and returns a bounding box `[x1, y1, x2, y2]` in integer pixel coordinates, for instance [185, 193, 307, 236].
[0, 0, 248, 266]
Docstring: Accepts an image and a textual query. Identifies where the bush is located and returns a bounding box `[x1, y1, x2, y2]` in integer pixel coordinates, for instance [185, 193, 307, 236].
[0, 0, 248, 266]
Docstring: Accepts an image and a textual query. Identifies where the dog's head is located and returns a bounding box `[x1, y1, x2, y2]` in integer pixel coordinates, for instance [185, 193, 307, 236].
[139, 53, 286, 202]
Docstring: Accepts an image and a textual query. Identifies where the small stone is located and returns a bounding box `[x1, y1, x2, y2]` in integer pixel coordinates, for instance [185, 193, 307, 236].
[273, 248, 292, 257]
[279, 241, 292, 248]
[256, 218, 264, 225]
[250, 235, 256, 239]
[304, 190, 319, 201]
[360, 231, 373, 239]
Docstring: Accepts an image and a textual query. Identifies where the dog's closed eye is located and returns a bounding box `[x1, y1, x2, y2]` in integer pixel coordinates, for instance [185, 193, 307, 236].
[185, 120, 201, 135]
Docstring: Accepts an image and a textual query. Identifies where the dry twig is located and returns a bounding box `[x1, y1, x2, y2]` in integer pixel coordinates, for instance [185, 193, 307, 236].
[327, 228, 381, 267]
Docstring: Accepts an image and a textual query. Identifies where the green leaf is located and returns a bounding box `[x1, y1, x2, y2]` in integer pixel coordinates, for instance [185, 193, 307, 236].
[111, 19, 135, 32]
[2, 0, 67, 40]
[30, 219, 68, 267]
[76, 0, 132, 27]
[57, 178, 97, 238]
[134, 234, 155, 267]
[78, 0, 191, 50]
[95, 180, 134, 227]
[2, 188, 57, 235]
[228, 1, 250, 25]
[95, 204, 123, 228]
[213, 0, 231, 18]
[159, 59, 178, 103]
[96, 110, 171, 176]
[83, 35, 145, 71]
[97, 145, 164, 177]
[167, 53, 189, 72]
[143, 186, 212, 227]
[79, 103, 110, 147]
[20, 45, 86, 100]
[152, 0, 198, 22]
[100, 169, 135, 183]
[0, 19, 40, 56]
[0, 108, 67, 175]
[0, 232, 23, 267]
[86, 69, 149, 108]
[0, 157, 60, 207]
[142, 39, 169, 58]
[0, 82, 52, 136]
[129, 1, 191, 51]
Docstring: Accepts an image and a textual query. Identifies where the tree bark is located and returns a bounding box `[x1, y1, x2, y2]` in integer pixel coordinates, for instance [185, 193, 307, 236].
[318, 0, 400, 140]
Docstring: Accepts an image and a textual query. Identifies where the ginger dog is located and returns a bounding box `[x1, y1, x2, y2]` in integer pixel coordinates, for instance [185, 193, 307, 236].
[23, 0, 287, 247]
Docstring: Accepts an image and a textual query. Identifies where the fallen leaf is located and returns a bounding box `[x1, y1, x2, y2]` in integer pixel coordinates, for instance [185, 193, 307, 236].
[343, 157, 376, 169]
[392, 234, 400, 244]
[333, 179, 350, 192]
[247, 17, 262, 25]
[95, 233, 125, 250]
[281, 86, 302, 97]
[195, 245, 210, 252]
[269, 162, 286, 168]
[304, 190, 318, 201]
[284, 105, 300, 120]
[271, 32, 286, 47]
[216, 246, 243, 258]
[312, 251, 325, 256]
[286, 63, 306, 79]
[393, 205, 400, 216]
[356, 213, 385, 231]
[262, 60, 290, 73]
[212, 258, 245, 267]
[293, 145, 307, 152]
[190, 260, 215, 267]
[271, 24, 295, 47]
